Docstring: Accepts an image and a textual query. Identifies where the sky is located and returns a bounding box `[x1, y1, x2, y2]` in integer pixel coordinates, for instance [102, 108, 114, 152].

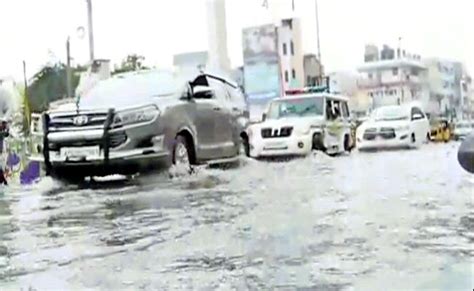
[0, 0, 473, 80]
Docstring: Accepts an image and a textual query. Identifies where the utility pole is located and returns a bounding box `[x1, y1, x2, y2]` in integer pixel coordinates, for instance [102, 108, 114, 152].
[86, 0, 95, 62]
[66, 37, 72, 98]
[315, 0, 321, 69]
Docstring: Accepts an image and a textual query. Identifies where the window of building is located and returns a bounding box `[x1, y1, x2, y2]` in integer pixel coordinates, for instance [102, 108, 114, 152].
[283, 43, 287, 55]
[284, 70, 289, 83]
[411, 68, 419, 76]
[392, 68, 399, 76]
[368, 73, 373, 79]
[292, 69, 296, 79]
[290, 41, 295, 55]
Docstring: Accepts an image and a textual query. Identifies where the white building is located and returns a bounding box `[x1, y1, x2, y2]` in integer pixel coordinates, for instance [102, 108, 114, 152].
[278, 18, 305, 90]
[358, 45, 429, 112]
[206, 0, 231, 73]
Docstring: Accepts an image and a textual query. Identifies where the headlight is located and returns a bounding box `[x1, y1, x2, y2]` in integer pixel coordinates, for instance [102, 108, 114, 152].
[112, 105, 160, 127]
[395, 125, 410, 131]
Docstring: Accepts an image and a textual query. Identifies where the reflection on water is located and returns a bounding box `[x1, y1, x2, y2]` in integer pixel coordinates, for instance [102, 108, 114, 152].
[0, 144, 473, 289]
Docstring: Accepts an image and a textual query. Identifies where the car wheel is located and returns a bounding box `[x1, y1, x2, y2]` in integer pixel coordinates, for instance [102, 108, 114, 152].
[343, 134, 351, 153]
[51, 172, 85, 185]
[240, 136, 250, 157]
[170, 134, 194, 177]
[409, 133, 418, 149]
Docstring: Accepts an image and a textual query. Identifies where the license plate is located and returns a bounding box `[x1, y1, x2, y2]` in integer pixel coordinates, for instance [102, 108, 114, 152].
[264, 142, 287, 150]
[60, 146, 100, 159]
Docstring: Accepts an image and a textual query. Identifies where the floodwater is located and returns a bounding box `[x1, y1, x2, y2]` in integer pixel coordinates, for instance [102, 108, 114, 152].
[0, 143, 472, 290]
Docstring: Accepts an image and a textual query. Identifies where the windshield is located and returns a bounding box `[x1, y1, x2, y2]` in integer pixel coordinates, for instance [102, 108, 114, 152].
[267, 97, 324, 119]
[372, 106, 409, 121]
[79, 70, 183, 109]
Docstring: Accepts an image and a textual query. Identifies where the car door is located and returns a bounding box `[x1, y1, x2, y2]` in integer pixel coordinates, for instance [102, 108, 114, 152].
[190, 78, 221, 160]
[410, 106, 426, 141]
[207, 78, 235, 158]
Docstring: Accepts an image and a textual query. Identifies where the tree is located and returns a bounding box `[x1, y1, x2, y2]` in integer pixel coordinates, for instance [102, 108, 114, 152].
[27, 63, 84, 113]
[113, 54, 148, 75]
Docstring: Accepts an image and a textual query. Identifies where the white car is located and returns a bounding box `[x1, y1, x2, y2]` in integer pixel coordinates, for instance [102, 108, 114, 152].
[356, 104, 430, 150]
[453, 121, 474, 140]
[246, 93, 353, 158]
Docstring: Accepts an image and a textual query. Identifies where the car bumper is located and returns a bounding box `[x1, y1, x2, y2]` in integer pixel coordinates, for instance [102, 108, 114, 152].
[357, 135, 411, 150]
[30, 146, 170, 177]
[249, 134, 312, 158]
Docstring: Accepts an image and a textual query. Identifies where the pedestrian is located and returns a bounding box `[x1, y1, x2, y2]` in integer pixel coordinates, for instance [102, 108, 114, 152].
[0, 120, 9, 185]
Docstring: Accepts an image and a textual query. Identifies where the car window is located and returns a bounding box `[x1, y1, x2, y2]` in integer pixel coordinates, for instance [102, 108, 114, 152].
[326, 99, 342, 121]
[411, 107, 425, 119]
[342, 102, 350, 119]
[267, 97, 324, 119]
[80, 70, 181, 109]
[225, 85, 247, 108]
[207, 78, 228, 102]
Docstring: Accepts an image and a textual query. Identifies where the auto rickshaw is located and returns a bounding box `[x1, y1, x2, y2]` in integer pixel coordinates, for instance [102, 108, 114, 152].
[429, 118, 452, 142]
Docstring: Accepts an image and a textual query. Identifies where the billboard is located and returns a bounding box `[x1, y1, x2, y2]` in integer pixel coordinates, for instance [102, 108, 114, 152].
[242, 24, 282, 103]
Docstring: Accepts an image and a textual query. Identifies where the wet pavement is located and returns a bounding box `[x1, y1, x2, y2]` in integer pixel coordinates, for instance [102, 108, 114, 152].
[0, 143, 473, 290]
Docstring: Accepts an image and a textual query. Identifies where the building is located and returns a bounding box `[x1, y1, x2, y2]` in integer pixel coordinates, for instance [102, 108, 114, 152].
[242, 17, 322, 103]
[278, 18, 305, 90]
[423, 58, 473, 118]
[358, 44, 429, 112]
[206, 0, 231, 73]
[303, 54, 324, 87]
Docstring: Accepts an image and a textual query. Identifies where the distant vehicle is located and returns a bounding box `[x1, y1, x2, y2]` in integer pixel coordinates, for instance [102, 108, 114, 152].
[31, 70, 249, 182]
[246, 92, 354, 158]
[429, 117, 453, 143]
[453, 120, 473, 141]
[356, 104, 430, 150]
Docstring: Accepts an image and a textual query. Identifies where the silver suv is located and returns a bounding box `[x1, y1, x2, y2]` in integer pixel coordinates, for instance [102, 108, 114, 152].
[36, 70, 250, 182]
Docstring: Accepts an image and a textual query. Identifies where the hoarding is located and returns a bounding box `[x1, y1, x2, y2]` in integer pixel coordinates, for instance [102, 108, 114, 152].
[242, 24, 282, 103]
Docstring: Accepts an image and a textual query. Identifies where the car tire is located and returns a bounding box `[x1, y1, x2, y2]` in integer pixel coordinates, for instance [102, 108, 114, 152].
[240, 136, 250, 157]
[410, 133, 418, 149]
[312, 133, 326, 151]
[171, 134, 194, 176]
[343, 134, 351, 153]
[51, 171, 85, 185]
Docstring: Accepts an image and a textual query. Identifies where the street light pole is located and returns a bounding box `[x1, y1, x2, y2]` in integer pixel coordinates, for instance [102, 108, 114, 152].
[315, 0, 321, 68]
[66, 37, 72, 98]
[86, 0, 95, 62]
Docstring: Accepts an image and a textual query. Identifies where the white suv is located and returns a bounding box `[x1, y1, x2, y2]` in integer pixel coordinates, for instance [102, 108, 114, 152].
[246, 93, 353, 158]
[356, 104, 430, 150]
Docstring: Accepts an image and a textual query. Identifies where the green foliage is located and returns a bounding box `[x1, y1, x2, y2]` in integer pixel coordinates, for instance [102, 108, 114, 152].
[113, 54, 148, 75]
[27, 63, 83, 113]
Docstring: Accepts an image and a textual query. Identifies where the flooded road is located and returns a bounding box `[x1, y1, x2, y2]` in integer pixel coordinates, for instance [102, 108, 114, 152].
[0, 143, 473, 290]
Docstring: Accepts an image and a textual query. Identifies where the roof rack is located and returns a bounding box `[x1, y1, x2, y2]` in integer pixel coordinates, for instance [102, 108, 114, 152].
[284, 76, 331, 96]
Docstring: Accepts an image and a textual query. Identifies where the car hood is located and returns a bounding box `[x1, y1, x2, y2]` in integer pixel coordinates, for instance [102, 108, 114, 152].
[70, 96, 181, 113]
[360, 119, 410, 130]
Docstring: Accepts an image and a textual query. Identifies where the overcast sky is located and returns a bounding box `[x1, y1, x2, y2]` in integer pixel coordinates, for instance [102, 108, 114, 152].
[1, 0, 473, 80]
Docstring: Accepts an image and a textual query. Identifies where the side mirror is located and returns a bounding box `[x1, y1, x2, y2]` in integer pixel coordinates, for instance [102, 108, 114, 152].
[412, 113, 423, 120]
[262, 113, 267, 121]
[192, 86, 215, 99]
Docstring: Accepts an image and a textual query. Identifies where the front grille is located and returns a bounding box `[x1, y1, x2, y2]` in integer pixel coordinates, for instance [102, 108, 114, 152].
[261, 127, 293, 138]
[379, 127, 396, 139]
[49, 131, 127, 151]
[363, 128, 377, 140]
[49, 112, 108, 132]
